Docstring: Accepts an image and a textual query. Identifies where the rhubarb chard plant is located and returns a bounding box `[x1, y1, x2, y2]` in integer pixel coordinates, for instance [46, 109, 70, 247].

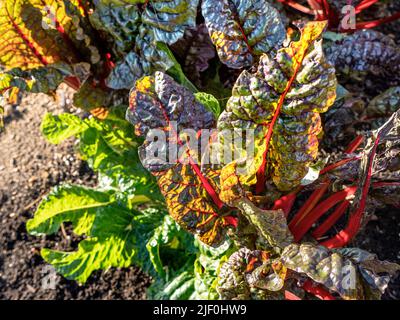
[1, 0, 400, 300]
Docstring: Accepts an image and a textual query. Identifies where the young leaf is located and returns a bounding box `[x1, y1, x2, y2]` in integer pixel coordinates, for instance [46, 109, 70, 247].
[147, 266, 196, 300]
[41, 112, 88, 144]
[217, 21, 337, 192]
[202, 0, 286, 69]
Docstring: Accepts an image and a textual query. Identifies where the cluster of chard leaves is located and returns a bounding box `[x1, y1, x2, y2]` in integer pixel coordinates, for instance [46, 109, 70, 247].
[1, 0, 400, 300]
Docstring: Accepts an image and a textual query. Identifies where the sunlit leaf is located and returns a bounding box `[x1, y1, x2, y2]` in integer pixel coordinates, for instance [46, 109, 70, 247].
[202, 0, 285, 69]
[127, 72, 235, 246]
[217, 21, 337, 192]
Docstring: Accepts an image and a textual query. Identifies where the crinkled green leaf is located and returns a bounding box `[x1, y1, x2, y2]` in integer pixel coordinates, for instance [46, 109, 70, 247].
[141, 0, 199, 45]
[326, 30, 400, 84]
[338, 247, 400, 298]
[148, 239, 232, 300]
[78, 117, 161, 200]
[89, 1, 140, 56]
[41, 113, 88, 144]
[191, 240, 233, 300]
[235, 199, 292, 249]
[26, 184, 114, 236]
[217, 21, 337, 191]
[0, 102, 4, 133]
[73, 78, 111, 111]
[127, 72, 236, 247]
[194, 92, 221, 118]
[202, 0, 285, 69]
[146, 215, 196, 277]
[0, 0, 70, 69]
[147, 265, 196, 300]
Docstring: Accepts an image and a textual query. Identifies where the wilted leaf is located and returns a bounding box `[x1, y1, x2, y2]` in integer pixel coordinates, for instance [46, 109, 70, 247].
[281, 243, 400, 300]
[141, 0, 199, 45]
[202, 0, 286, 69]
[281, 243, 363, 299]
